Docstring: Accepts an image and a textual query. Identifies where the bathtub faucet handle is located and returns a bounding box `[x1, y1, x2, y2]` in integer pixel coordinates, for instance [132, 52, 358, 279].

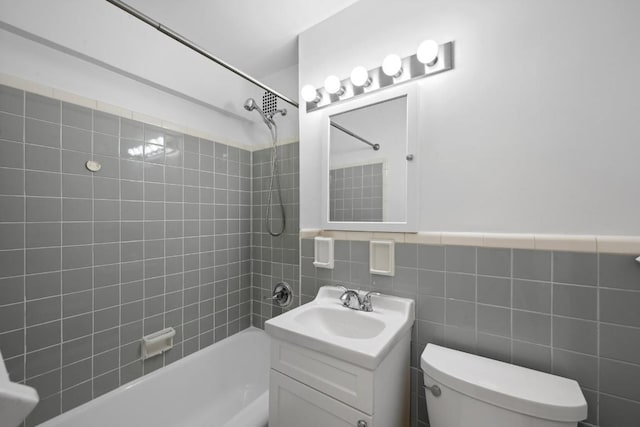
[264, 282, 293, 308]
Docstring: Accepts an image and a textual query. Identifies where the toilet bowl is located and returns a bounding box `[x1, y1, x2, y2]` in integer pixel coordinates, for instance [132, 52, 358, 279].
[420, 344, 587, 427]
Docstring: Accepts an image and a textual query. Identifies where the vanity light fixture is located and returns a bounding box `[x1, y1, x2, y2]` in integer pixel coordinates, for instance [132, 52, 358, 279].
[324, 75, 345, 96]
[416, 39, 439, 66]
[382, 54, 403, 78]
[350, 66, 372, 87]
[302, 40, 454, 112]
[301, 84, 322, 103]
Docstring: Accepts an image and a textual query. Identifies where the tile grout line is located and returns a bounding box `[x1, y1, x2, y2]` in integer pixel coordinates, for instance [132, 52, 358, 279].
[443, 246, 447, 345]
[181, 136, 185, 359]
[22, 89, 27, 394]
[550, 251, 554, 374]
[474, 247, 478, 351]
[509, 248, 514, 364]
[58, 98, 64, 415]
[87, 102, 95, 406]
[196, 138, 201, 350]
[140, 123, 146, 378]
[596, 251, 601, 426]
[115, 114, 122, 390]
[161, 127, 167, 369]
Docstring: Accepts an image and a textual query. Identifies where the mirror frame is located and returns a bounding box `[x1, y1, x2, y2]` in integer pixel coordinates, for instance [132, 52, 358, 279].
[320, 84, 419, 232]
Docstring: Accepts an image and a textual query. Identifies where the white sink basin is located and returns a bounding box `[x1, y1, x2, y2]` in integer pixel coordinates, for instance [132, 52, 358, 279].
[295, 306, 387, 339]
[265, 286, 415, 370]
[1, 350, 39, 427]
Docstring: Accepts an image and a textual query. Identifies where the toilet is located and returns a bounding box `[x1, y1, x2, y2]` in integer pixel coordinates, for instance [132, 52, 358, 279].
[420, 344, 587, 427]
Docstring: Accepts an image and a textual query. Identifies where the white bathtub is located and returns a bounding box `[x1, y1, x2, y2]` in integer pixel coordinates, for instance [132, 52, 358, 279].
[41, 328, 270, 427]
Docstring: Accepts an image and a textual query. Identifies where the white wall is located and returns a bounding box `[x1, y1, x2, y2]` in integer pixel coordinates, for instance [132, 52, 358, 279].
[299, 0, 640, 235]
[0, 0, 298, 147]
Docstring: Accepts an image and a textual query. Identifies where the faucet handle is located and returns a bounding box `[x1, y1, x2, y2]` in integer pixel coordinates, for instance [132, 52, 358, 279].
[361, 291, 381, 312]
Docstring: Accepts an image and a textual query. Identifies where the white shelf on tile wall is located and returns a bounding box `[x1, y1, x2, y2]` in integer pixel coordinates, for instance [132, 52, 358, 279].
[313, 237, 334, 269]
[142, 327, 176, 359]
[370, 240, 395, 276]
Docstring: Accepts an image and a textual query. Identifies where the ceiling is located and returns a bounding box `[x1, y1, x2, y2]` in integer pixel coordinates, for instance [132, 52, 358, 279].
[125, 0, 361, 79]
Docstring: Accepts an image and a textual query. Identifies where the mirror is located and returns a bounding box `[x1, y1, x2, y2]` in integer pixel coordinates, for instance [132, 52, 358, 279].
[323, 85, 417, 231]
[329, 96, 407, 223]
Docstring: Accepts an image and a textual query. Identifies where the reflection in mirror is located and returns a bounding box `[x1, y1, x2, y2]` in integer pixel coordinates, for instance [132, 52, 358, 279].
[329, 96, 408, 223]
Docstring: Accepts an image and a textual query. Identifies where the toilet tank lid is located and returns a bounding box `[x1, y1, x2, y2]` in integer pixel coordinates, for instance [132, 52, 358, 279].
[420, 344, 587, 422]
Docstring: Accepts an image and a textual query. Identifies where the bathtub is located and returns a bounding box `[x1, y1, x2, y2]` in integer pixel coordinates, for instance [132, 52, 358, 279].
[41, 328, 270, 427]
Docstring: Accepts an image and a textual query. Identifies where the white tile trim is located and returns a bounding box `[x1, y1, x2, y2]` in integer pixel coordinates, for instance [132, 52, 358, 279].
[405, 232, 442, 245]
[0, 73, 289, 152]
[482, 233, 535, 250]
[249, 138, 299, 152]
[597, 235, 640, 255]
[301, 229, 640, 255]
[441, 232, 484, 246]
[299, 229, 322, 239]
[371, 232, 405, 243]
[534, 234, 597, 253]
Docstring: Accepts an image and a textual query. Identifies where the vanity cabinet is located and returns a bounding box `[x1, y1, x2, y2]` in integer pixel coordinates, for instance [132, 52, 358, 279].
[270, 370, 373, 427]
[268, 336, 411, 427]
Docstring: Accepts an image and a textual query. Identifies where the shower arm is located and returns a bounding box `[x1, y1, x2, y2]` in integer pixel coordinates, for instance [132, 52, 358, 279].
[330, 121, 380, 151]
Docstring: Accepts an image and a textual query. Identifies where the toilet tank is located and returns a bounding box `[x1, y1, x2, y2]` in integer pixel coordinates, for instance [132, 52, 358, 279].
[420, 344, 587, 427]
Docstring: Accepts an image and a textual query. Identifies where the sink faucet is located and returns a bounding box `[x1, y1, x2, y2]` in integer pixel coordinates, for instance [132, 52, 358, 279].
[339, 288, 361, 310]
[337, 286, 380, 312]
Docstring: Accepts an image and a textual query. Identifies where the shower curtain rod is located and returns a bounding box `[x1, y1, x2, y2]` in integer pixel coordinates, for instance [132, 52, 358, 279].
[105, 0, 380, 151]
[104, 0, 299, 108]
[330, 122, 380, 151]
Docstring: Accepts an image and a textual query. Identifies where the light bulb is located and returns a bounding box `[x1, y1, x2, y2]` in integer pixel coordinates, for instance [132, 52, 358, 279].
[301, 84, 320, 103]
[350, 66, 371, 87]
[417, 39, 439, 66]
[382, 54, 403, 77]
[324, 75, 344, 95]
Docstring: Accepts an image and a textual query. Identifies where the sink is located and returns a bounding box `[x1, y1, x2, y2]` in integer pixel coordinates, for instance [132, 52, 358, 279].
[266, 286, 415, 425]
[265, 286, 415, 369]
[1, 350, 39, 427]
[295, 306, 386, 339]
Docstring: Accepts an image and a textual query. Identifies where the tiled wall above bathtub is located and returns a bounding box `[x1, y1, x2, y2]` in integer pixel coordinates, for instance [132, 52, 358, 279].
[0, 85, 252, 425]
[251, 143, 300, 327]
[300, 238, 640, 427]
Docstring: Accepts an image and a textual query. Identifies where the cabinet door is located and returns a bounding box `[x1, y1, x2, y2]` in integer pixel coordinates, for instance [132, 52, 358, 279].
[271, 339, 374, 414]
[270, 370, 373, 427]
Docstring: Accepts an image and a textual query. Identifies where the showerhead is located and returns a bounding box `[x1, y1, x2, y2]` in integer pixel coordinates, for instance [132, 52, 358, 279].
[244, 97, 276, 130]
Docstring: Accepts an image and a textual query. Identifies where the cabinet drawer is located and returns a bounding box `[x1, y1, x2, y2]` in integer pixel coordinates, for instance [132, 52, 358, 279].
[270, 339, 374, 414]
[270, 369, 373, 427]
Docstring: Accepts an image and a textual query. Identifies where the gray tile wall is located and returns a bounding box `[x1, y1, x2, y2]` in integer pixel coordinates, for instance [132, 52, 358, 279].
[0, 85, 253, 425]
[251, 143, 300, 327]
[300, 238, 640, 427]
[329, 162, 383, 222]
